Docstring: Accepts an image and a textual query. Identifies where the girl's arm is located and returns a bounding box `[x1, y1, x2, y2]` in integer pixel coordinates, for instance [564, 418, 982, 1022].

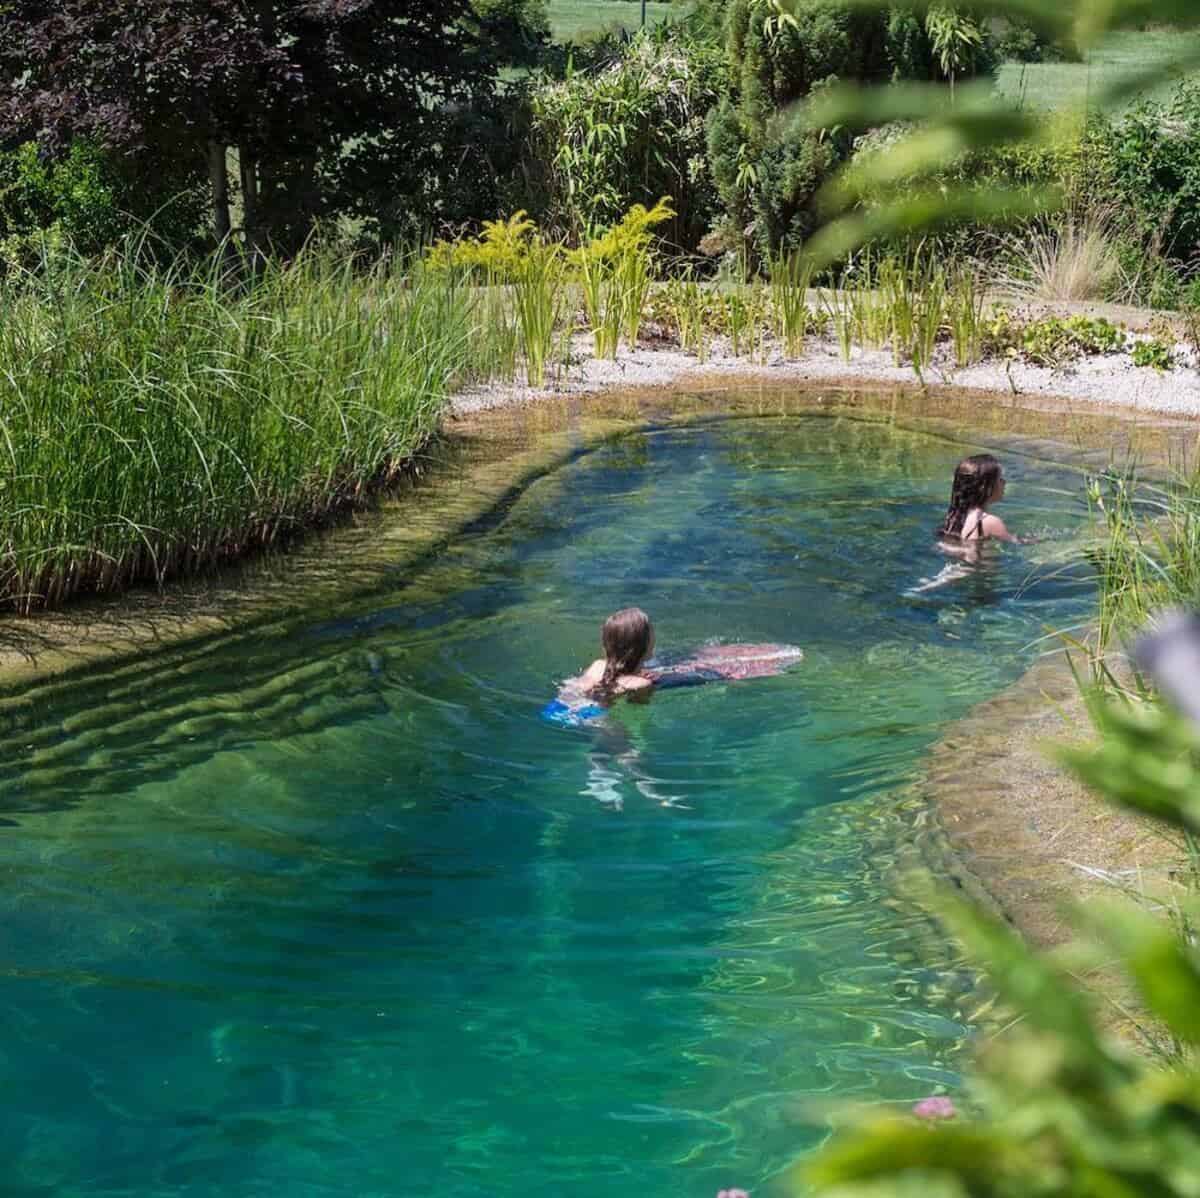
[621, 675, 655, 703]
[644, 667, 722, 690]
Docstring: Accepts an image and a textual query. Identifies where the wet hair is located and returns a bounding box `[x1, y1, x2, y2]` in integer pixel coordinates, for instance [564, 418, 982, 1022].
[588, 607, 654, 700]
[939, 454, 1004, 539]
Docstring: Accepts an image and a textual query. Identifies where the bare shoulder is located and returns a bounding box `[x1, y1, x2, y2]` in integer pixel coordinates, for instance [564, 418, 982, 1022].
[983, 513, 1017, 542]
[579, 659, 606, 686]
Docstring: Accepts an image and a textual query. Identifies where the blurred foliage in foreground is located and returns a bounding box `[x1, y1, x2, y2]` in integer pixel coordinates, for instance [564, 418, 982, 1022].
[797, 0, 1200, 266]
[805, 691, 1200, 1196]
[792, 13, 1200, 1169]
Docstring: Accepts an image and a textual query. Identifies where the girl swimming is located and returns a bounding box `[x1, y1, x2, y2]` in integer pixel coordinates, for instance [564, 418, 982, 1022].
[938, 453, 1019, 550]
[574, 606, 657, 703]
[542, 607, 656, 726]
[541, 610, 803, 728]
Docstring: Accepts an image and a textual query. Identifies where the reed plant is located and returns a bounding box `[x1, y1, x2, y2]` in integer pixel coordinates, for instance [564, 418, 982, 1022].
[879, 255, 917, 365]
[471, 274, 521, 383]
[577, 250, 622, 359]
[512, 239, 565, 386]
[575, 198, 673, 360]
[666, 273, 710, 362]
[618, 240, 653, 349]
[770, 252, 812, 359]
[850, 253, 891, 350]
[911, 263, 947, 375]
[0, 240, 474, 612]
[946, 264, 986, 367]
[822, 285, 856, 362]
[724, 285, 752, 357]
[1087, 467, 1200, 654]
[748, 283, 772, 363]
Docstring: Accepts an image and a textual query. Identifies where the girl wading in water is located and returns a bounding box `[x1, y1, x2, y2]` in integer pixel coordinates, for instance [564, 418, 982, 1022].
[908, 453, 1026, 594]
[938, 452, 1020, 553]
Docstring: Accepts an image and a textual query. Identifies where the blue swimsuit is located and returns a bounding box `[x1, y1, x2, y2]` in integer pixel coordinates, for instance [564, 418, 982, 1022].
[539, 698, 607, 728]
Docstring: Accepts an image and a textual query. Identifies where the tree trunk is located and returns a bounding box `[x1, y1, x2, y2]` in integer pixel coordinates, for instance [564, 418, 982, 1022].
[208, 140, 231, 244]
[239, 145, 266, 267]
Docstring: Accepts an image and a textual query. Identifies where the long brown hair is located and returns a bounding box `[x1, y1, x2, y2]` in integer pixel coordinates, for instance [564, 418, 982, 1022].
[588, 607, 654, 700]
[940, 454, 1004, 538]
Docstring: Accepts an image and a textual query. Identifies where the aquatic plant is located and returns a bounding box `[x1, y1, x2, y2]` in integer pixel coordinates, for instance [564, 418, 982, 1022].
[823, 285, 855, 363]
[879, 256, 917, 365]
[946, 265, 986, 367]
[724, 286, 752, 357]
[852, 256, 893, 351]
[666, 272, 711, 362]
[512, 237, 565, 386]
[771, 251, 812, 359]
[427, 211, 538, 281]
[470, 275, 521, 383]
[573, 198, 674, 357]
[1087, 466, 1200, 655]
[577, 247, 622, 359]
[0, 240, 475, 611]
[911, 263, 947, 377]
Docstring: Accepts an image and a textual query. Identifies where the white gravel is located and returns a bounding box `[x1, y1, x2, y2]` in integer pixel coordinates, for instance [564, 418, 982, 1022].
[450, 329, 1200, 420]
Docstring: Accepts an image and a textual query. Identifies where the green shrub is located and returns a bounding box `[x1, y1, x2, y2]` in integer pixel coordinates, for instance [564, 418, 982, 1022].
[0, 140, 203, 268]
[523, 28, 723, 250]
[471, 0, 550, 67]
[987, 312, 1127, 366]
[1087, 82, 1200, 268]
[705, 1, 995, 259]
[993, 17, 1067, 62]
[1132, 337, 1175, 370]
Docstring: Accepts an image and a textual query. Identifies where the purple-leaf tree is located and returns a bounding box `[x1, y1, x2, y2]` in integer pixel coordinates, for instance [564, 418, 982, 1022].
[0, 0, 495, 252]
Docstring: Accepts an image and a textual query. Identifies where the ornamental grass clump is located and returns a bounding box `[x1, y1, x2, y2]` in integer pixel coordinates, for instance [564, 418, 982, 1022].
[665, 272, 711, 362]
[511, 238, 566, 387]
[946, 265, 986, 367]
[573, 197, 674, 359]
[771, 251, 812, 358]
[0, 241, 473, 612]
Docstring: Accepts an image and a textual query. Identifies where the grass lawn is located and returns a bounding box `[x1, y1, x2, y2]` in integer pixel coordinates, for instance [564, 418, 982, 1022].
[994, 29, 1200, 111]
[547, 0, 677, 42]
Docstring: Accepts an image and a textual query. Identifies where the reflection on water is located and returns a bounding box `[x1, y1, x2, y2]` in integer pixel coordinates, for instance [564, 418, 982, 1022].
[0, 415, 1093, 1198]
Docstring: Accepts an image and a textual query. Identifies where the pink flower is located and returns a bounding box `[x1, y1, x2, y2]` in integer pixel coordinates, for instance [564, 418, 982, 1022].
[717, 1190, 750, 1198]
[912, 1096, 957, 1121]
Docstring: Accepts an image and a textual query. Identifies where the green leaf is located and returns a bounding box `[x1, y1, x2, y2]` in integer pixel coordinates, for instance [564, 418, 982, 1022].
[933, 894, 1122, 1073]
[802, 186, 1055, 270]
[1077, 899, 1200, 1044]
[1057, 697, 1200, 835]
[806, 1121, 1013, 1190]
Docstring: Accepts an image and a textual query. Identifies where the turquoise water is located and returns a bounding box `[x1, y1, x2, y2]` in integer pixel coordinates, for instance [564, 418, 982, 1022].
[0, 414, 1093, 1198]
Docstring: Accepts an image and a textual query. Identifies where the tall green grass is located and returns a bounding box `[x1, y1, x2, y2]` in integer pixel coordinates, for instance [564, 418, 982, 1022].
[513, 241, 566, 386]
[1089, 468, 1200, 654]
[0, 243, 475, 612]
[771, 252, 812, 358]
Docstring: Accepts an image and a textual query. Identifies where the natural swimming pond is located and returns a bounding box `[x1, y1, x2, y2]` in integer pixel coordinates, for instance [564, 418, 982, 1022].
[0, 413, 1094, 1198]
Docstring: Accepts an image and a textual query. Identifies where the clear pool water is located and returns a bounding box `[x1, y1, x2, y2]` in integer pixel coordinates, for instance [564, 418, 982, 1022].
[0, 414, 1093, 1198]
